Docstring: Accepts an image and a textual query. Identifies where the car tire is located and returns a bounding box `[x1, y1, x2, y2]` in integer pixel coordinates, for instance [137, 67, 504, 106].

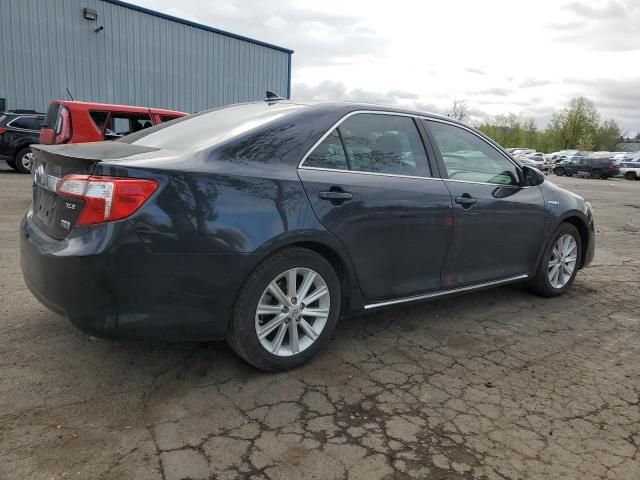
[14, 148, 34, 174]
[529, 223, 582, 298]
[591, 169, 602, 179]
[227, 247, 341, 371]
[554, 167, 565, 176]
[624, 172, 637, 181]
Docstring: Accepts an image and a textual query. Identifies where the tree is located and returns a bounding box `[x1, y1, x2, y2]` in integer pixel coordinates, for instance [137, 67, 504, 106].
[558, 97, 599, 149]
[595, 119, 621, 150]
[474, 97, 623, 153]
[449, 99, 469, 122]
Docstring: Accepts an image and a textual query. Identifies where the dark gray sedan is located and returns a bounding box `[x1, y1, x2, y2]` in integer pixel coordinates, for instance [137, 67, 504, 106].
[20, 100, 595, 371]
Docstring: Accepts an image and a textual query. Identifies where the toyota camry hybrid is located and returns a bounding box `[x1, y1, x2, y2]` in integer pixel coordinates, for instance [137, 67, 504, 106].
[21, 98, 595, 371]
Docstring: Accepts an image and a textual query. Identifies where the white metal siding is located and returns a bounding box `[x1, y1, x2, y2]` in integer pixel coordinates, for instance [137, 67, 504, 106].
[0, 0, 291, 113]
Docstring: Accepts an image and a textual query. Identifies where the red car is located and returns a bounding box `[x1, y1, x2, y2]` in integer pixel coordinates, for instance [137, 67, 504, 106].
[40, 100, 187, 145]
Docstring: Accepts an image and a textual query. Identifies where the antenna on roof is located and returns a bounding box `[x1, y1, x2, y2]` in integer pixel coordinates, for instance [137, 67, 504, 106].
[264, 90, 284, 103]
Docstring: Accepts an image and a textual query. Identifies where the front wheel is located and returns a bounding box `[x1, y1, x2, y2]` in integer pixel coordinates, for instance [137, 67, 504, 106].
[554, 167, 565, 176]
[529, 223, 582, 297]
[14, 148, 34, 174]
[624, 172, 637, 181]
[227, 247, 341, 371]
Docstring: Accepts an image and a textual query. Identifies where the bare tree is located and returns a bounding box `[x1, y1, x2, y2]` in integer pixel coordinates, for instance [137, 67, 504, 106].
[449, 99, 469, 121]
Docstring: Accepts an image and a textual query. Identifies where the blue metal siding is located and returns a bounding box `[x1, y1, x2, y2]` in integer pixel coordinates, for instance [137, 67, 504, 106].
[0, 0, 292, 113]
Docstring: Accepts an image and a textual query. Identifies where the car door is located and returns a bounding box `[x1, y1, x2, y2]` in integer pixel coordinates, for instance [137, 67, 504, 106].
[423, 119, 545, 288]
[298, 112, 453, 301]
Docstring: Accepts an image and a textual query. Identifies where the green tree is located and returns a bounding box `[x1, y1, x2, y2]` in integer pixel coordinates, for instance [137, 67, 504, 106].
[476, 97, 621, 153]
[558, 97, 599, 149]
[594, 119, 621, 150]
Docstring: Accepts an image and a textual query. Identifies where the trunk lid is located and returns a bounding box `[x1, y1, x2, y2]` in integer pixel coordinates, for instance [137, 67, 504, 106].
[30, 142, 160, 239]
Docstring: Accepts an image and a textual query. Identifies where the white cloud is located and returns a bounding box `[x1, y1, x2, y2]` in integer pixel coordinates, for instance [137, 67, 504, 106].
[127, 0, 640, 132]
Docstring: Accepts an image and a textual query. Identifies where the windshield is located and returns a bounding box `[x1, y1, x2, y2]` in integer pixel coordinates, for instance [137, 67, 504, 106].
[120, 103, 305, 152]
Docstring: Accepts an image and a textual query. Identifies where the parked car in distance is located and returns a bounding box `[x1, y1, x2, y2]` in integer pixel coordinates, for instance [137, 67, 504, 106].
[620, 162, 640, 180]
[511, 148, 536, 157]
[518, 156, 549, 173]
[0, 110, 44, 173]
[39, 100, 187, 145]
[21, 99, 595, 371]
[524, 151, 549, 168]
[553, 156, 619, 179]
[549, 150, 582, 164]
[611, 153, 636, 165]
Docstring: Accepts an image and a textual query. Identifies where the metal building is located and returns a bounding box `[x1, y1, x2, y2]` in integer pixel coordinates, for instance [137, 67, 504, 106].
[0, 0, 293, 113]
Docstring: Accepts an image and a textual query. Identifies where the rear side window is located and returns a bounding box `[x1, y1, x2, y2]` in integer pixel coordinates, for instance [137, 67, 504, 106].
[90, 111, 109, 131]
[105, 114, 153, 140]
[305, 130, 349, 170]
[339, 114, 430, 177]
[304, 113, 431, 177]
[10, 116, 42, 130]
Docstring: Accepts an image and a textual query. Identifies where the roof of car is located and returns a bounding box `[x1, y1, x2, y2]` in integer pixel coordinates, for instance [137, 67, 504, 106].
[271, 100, 462, 125]
[50, 100, 186, 116]
[2, 111, 44, 116]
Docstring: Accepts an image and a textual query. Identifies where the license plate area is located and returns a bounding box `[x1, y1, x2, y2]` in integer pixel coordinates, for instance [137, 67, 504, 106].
[32, 185, 83, 239]
[34, 186, 58, 227]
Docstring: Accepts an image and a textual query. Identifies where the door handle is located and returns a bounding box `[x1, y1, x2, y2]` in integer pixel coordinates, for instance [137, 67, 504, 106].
[318, 191, 353, 201]
[455, 194, 477, 208]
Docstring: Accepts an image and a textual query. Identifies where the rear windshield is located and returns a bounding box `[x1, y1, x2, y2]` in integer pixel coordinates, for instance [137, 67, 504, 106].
[120, 103, 305, 152]
[44, 103, 61, 129]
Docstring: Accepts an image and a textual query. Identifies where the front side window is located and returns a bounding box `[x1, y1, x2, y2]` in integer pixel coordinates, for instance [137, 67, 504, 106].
[339, 114, 430, 177]
[305, 129, 349, 170]
[426, 121, 520, 185]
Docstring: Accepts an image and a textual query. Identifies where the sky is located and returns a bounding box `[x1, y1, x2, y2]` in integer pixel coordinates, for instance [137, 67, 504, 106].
[128, 0, 640, 134]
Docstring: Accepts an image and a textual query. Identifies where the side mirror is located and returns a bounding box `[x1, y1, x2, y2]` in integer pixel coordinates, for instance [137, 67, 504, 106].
[522, 165, 545, 186]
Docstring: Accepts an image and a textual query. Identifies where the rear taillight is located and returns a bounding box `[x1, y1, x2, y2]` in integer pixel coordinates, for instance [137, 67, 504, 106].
[54, 106, 72, 144]
[57, 175, 158, 226]
[0, 127, 7, 135]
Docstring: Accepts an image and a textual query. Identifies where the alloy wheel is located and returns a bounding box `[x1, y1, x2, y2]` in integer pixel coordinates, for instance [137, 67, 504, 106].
[20, 151, 34, 171]
[548, 234, 578, 289]
[255, 267, 330, 357]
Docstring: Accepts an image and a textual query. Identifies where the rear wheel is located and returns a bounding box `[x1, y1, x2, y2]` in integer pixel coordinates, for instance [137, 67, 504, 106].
[591, 169, 602, 179]
[529, 223, 582, 297]
[624, 172, 637, 181]
[14, 148, 34, 174]
[227, 247, 341, 371]
[554, 167, 565, 176]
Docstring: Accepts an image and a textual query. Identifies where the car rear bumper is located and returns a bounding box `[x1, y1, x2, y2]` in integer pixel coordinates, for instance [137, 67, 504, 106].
[20, 211, 261, 340]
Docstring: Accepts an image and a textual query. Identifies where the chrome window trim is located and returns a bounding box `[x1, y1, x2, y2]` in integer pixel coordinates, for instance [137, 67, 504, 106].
[297, 110, 525, 188]
[364, 274, 529, 310]
[298, 165, 446, 182]
[6, 115, 43, 133]
[422, 117, 522, 168]
[297, 110, 433, 175]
